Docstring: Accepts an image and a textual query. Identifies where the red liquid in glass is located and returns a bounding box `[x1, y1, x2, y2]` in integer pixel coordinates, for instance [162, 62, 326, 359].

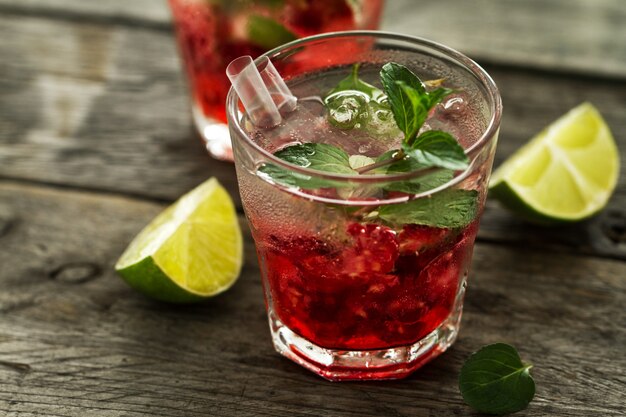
[256, 220, 478, 350]
[169, 0, 384, 124]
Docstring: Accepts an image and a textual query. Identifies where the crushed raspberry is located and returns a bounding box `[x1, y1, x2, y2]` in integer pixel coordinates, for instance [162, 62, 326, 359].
[258, 220, 479, 350]
[398, 224, 453, 255]
[342, 223, 399, 275]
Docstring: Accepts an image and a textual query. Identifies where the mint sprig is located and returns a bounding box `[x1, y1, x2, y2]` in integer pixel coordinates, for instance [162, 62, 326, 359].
[258, 62, 477, 229]
[459, 343, 535, 415]
[379, 63, 427, 140]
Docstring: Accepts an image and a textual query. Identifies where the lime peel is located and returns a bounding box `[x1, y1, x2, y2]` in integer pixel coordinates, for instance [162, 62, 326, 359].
[489, 102, 619, 224]
[116, 178, 243, 303]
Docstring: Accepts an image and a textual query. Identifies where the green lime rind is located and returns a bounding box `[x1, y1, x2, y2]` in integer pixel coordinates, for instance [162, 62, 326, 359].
[116, 256, 205, 303]
[114, 178, 243, 303]
[489, 102, 619, 225]
[488, 180, 601, 225]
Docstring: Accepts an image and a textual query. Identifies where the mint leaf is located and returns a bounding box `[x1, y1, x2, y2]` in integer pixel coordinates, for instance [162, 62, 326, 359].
[402, 130, 469, 170]
[427, 86, 455, 108]
[378, 189, 478, 228]
[258, 164, 341, 189]
[275, 143, 353, 173]
[246, 15, 297, 49]
[258, 143, 354, 189]
[384, 169, 454, 194]
[325, 64, 384, 101]
[374, 151, 454, 194]
[459, 343, 535, 415]
[380, 64, 426, 141]
[380, 62, 425, 97]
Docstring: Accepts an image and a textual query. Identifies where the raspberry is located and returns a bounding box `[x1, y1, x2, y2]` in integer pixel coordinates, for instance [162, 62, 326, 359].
[342, 223, 399, 275]
[398, 225, 452, 255]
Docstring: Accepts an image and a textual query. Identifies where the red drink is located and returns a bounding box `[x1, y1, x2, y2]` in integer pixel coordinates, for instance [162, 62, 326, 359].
[228, 33, 502, 380]
[169, 0, 384, 160]
[261, 221, 479, 351]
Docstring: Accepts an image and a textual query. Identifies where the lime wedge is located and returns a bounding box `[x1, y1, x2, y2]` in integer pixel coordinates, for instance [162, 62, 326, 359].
[115, 178, 243, 303]
[489, 103, 619, 224]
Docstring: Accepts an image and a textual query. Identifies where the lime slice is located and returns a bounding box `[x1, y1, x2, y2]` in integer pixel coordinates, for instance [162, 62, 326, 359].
[115, 178, 243, 303]
[489, 103, 619, 224]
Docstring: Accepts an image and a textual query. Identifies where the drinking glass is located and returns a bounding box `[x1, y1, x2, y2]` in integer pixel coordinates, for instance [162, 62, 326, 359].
[168, 0, 384, 160]
[227, 32, 502, 381]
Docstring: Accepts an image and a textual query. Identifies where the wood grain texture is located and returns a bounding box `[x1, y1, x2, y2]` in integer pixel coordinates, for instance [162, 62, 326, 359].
[1, 1, 626, 415]
[1, 13, 625, 261]
[0, 181, 624, 416]
[0, 14, 238, 202]
[0, 0, 624, 78]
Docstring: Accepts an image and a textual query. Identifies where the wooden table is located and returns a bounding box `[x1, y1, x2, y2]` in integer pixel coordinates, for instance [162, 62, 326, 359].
[1, 1, 625, 415]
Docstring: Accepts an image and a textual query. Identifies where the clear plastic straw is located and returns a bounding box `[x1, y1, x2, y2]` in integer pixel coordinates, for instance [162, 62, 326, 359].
[226, 55, 296, 128]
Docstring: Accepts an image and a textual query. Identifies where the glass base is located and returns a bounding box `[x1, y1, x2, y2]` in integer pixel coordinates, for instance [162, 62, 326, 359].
[268, 303, 463, 381]
[192, 104, 234, 161]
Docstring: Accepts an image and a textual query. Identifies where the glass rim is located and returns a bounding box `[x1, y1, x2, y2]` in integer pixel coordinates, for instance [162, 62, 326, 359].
[226, 30, 502, 189]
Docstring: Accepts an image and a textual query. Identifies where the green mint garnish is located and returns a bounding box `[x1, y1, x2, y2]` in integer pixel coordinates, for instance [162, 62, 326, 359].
[378, 64, 468, 171]
[383, 169, 454, 194]
[259, 62, 478, 228]
[258, 143, 352, 189]
[402, 130, 469, 170]
[378, 189, 478, 228]
[246, 15, 297, 50]
[379, 63, 428, 140]
[459, 343, 536, 415]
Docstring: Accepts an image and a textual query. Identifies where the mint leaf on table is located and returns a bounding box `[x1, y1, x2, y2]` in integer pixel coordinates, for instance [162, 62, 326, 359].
[258, 143, 353, 189]
[378, 189, 478, 228]
[402, 130, 469, 170]
[459, 343, 535, 415]
[246, 15, 297, 49]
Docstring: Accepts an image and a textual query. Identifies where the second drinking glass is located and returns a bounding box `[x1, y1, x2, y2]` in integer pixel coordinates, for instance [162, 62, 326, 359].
[169, 0, 384, 160]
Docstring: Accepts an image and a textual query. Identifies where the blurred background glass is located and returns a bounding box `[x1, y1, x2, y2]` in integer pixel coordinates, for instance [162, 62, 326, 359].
[168, 0, 385, 161]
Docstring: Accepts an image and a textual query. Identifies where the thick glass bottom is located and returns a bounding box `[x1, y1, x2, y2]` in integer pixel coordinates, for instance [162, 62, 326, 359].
[192, 104, 234, 161]
[268, 300, 464, 381]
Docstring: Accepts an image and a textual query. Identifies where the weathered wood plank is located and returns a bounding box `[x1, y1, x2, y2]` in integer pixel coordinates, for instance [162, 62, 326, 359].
[385, 0, 626, 79]
[0, 14, 238, 202]
[1, 14, 625, 260]
[0, 181, 625, 416]
[1, 0, 624, 78]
